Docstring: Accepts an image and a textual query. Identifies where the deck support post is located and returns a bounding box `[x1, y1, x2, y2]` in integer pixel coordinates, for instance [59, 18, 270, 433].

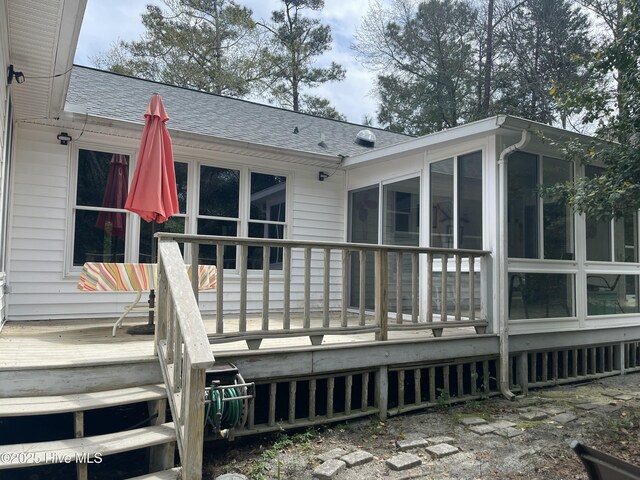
[74, 411, 87, 480]
[375, 249, 389, 341]
[148, 398, 174, 472]
[375, 366, 388, 420]
[617, 342, 626, 375]
[517, 352, 529, 395]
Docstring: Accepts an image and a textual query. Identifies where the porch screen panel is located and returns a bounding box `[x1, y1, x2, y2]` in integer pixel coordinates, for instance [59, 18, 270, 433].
[587, 274, 639, 315]
[383, 178, 419, 246]
[430, 159, 454, 248]
[348, 186, 379, 310]
[614, 215, 638, 262]
[383, 177, 419, 314]
[73, 149, 129, 266]
[585, 166, 611, 261]
[543, 157, 573, 259]
[248, 172, 286, 270]
[458, 151, 483, 250]
[198, 165, 240, 268]
[508, 273, 574, 319]
[508, 152, 538, 258]
[139, 161, 188, 262]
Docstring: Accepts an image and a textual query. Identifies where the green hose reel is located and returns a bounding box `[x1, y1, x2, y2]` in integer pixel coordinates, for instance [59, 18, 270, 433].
[204, 367, 254, 438]
[205, 384, 243, 429]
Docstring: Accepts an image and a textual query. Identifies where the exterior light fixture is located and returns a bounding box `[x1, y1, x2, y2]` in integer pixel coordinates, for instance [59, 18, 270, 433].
[7, 65, 25, 85]
[57, 132, 72, 145]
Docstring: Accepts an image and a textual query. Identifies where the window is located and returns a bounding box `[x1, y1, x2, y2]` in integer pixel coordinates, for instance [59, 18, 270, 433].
[71, 150, 289, 271]
[585, 166, 638, 262]
[430, 151, 483, 249]
[196, 166, 288, 270]
[248, 172, 286, 270]
[73, 149, 129, 266]
[507, 152, 573, 259]
[197, 165, 240, 268]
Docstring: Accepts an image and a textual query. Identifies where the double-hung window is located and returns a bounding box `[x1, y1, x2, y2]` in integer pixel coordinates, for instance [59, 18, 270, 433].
[196, 166, 287, 270]
[72, 148, 130, 266]
[72, 148, 288, 272]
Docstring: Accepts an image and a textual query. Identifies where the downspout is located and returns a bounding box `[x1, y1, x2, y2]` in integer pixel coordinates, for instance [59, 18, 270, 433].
[497, 128, 531, 400]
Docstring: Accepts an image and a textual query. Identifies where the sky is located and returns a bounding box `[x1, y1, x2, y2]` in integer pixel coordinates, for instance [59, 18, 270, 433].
[74, 0, 379, 125]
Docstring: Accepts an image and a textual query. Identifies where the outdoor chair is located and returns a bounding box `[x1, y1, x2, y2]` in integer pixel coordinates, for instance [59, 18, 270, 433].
[587, 275, 624, 314]
[570, 440, 640, 479]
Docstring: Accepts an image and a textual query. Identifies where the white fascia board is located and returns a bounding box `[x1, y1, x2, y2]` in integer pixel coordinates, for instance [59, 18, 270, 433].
[56, 111, 343, 166]
[343, 116, 506, 168]
[344, 115, 599, 169]
[48, 0, 88, 118]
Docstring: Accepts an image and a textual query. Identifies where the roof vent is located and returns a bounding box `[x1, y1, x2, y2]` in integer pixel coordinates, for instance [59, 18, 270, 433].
[356, 129, 376, 147]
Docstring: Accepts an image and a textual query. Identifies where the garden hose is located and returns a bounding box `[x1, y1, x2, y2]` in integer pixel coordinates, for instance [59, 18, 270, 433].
[205, 383, 244, 430]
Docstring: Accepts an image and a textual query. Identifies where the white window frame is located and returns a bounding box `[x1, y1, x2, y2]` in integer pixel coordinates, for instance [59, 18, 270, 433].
[66, 143, 137, 276]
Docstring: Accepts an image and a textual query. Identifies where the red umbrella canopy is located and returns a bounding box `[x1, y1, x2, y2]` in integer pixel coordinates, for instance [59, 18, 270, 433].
[96, 154, 129, 237]
[125, 94, 179, 224]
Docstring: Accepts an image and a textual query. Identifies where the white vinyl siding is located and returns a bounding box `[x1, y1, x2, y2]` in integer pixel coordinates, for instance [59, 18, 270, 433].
[6, 124, 346, 320]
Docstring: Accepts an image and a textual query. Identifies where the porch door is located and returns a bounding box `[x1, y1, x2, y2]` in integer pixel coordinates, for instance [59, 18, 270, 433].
[348, 186, 379, 310]
[348, 178, 420, 312]
[382, 178, 420, 314]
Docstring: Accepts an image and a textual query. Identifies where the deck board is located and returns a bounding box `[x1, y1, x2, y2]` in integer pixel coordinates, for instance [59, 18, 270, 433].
[0, 314, 480, 370]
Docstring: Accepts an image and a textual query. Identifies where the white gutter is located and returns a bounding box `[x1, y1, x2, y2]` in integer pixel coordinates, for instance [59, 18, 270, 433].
[497, 128, 531, 400]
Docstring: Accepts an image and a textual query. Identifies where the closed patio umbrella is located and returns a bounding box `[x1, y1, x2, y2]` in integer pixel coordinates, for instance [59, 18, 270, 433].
[125, 93, 179, 334]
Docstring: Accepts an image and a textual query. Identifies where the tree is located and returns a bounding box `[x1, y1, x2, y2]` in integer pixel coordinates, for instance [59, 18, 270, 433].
[93, 0, 267, 97]
[549, 0, 640, 218]
[259, 0, 346, 114]
[354, 0, 480, 135]
[300, 95, 347, 120]
[492, 0, 593, 127]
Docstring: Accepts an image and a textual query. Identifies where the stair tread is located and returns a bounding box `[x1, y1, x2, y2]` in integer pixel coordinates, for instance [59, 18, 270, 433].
[0, 384, 167, 416]
[127, 467, 181, 480]
[0, 422, 175, 469]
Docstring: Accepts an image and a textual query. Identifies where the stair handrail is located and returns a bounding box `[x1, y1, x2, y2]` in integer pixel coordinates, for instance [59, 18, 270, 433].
[155, 239, 215, 480]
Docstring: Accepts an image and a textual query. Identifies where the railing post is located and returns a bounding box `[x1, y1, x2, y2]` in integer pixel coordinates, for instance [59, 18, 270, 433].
[283, 247, 291, 330]
[181, 355, 207, 480]
[375, 248, 389, 341]
[216, 243, 224, 334]
[154, 242, 167, 356]
[190, 242, 199, 305]
[341, 249, 349, 327]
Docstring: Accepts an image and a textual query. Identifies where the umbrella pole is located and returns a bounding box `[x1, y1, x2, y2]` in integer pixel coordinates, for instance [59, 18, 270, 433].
[128, 221, 156, 335]
[148, 221, 156, 326]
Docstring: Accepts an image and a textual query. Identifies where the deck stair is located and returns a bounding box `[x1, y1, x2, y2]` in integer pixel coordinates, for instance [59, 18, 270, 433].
[0, 384, 179, 480]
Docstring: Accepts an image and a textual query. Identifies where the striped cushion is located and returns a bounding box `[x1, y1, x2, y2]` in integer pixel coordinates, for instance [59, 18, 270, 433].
[78, 262, 216, 292]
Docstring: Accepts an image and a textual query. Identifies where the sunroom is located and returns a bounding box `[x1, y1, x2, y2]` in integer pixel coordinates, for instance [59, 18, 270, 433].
[343, 115, 640, 335]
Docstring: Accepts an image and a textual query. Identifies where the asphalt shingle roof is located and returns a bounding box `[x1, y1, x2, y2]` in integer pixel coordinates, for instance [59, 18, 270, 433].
[66, 66, 411, 158]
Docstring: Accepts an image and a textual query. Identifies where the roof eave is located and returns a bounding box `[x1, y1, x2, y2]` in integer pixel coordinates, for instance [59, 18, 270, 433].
[48, 0, 88, 118]
[60, 111, 343, 166]
[343, 115, 597, 168]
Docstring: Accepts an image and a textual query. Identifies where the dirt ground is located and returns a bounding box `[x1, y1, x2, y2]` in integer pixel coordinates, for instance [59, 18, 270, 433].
[203, 372, 640, 480]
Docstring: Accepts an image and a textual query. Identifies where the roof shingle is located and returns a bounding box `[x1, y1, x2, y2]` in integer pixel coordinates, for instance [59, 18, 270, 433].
[66, 66, 411, 158]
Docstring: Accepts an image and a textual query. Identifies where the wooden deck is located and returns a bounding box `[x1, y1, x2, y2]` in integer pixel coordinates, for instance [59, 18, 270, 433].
[0, 315, 480, 370]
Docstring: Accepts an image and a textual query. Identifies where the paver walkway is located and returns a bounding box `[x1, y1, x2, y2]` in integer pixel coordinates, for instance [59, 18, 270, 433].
[208, 373, 640, 480]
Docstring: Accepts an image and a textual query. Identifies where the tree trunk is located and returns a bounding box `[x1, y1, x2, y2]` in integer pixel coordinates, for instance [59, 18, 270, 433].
[482, 0, 494, 117]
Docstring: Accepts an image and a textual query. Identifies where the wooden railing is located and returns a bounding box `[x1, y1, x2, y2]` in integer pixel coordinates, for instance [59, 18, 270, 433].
[155, 240, 215, 480]
[156, 234, 490, 349]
